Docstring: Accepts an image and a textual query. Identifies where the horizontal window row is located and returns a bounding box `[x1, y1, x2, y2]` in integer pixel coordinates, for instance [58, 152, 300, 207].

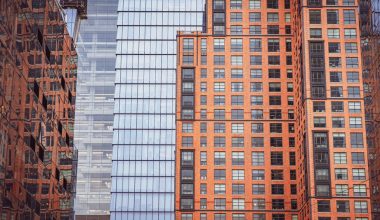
[314, 152, 366, 165]
[225, 12, 292, 23]
[317, 200, 368, 213]
[313, 132, 364, 148]
[214, 25, 292, 35]
[309, 10, 356, 25]
[218, 0, 290, 10]
[213, 38, 292, 53]
[309, 0, 355, 6]
[200, 68, 293, 79]
[193, 82, 294, 93]
[313, 116, 363, 128]
[184, 169, 297, 181]
[310, 28, 358, 39]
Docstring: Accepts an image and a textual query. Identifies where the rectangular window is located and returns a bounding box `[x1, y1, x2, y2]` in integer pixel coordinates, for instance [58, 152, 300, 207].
[344, 29, 357, 39]
[344, 10, 356, 24]
[251, 69, 262, 78]
[335, 168, 348, 180]
[250, 39, 262, 52]
[231, 95, 244, 105]
[231, 0, 242, 9]
[214, 69, 225, 78]
[346, 57, 359, 68]
[252, 137, 264, 147]
[334, 152, 347, 164]
[251, 96, 263, 105]
[268, 39, 280, 52]
[352, 152, 365, 164]
[328, 29, 340, 38]
[230, 12, 242, 22]
[267, 12, 279, 22]
[251, 55, 262, 65]
[252, 152, 265, 166]
[310, 10, 321, 24]
[214, 95, 225, 105]
[352, 168, 366, 180]
[250, 25, 261, 34]
[267, 25, 279, 34]
[214, 39, 225, 52]
[250, 0, 261, 8]
[231, 25, 243, 35]
[310, 28, 322, 38]
[350, 117, 362, 128]
[327, 10, 339, 24]
[329, 42, 341, 53]
[231, 56, 243, 65]
[231, 38, 243, 52]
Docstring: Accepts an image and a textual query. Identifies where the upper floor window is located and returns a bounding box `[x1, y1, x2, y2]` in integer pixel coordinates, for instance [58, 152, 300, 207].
[344, 10, 356, 24]
[267, 0, 278, 8]
[231, 0, 242, 9]
[250, 0, 261, 9]
[310, 10, 321, 24]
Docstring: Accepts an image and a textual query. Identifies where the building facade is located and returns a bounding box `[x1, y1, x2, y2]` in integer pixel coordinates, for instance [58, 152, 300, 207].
[360, 0, 380, 218]
[73, 0, 117, 218]
[176, 0, 371, 219]
[0, 0, 78, 219]
[110, 0, 205, 219]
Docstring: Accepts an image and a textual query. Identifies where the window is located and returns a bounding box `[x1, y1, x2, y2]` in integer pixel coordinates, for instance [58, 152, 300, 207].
[352, 168, 366, 180]
[200, 199, 207, 210]
[214, 109, 225, 120]
[231, 56, 243, 66]
[332, 101, 344, 112]
[252, 137, 264, 147]
[214, 39, 225, 52]
[183, 55, 193, 64]
[252, 109, 263, 119]
[214, 137, 225, 147]
[344, 29, 357, 39]
[232, 110, 244, 120]
[272, 200, 285, 210]
[349, 102, 361, 113]
[269, 69, 280, 78]
[252, 170, 265, 180]
[181, 183, 193, 195]
[334, 152, 347, 164]
[182, 137, 193, 147]
[331, 86, 343, 97]
[344, 10, 356, 24]
[231, 12, 242, 22]
[268, 39, 280, 52]
[327, 0, 338, 4]
[271, 152, 283, 165]
[271, 170, 283, 180]
[215, 199, 226, 210]
[251, 96, 263, 105]
[328, 29, 340, 38]
[214, 214, 226, 220]
[214, 169, 226, 180]
[310, 28, 322, 38]
[252, 123, 264, 134]
[214, 184, 226, 195]
[250, 56, 262, 65]
[251, 69, 262, 78]
[214, 69, 225, 78]
[336, 184, 349, 196]
[183, 39, 194, 52]
[269, 83, 281, 92]
[310, 10, 321, 24]
[348, 87, 360, 98]
[201, 122, 207, 133]
[200, 170, 207, 180]
[272, 184, 284, 194]
[270, 110, 282, 119]
[231, 0, 242, 9]
[267, 13, 279, 22]
[285, 13, 291, 23]
[252, 152, 264, 166]
[337, 201, 350, 212]
[252, 199, 265, 210]
[343, 0, 355, 5]
[231, 38, 243, 52]
[347, 71, 359, 82]
[250, 0, 261, 8]
[232, 199, 245, 210]
[313, 102, 325, 112]
[182, 123, 193, 133]
[349, 117, 362, 128]
[354, 201, 368, 213]
[214, 82, 225, 92]
[251, 82, 263, 92]
[232, 138, 244, 148]
[231, 25, 243, 35]
[182, 68, 194, 79]
[351, 133, 363, 148]
[269, 96, 281, 105]
[327, 10, 339, 24]
[252, 184, 265, 194]
[232, 214, 245, 220]
[267, 0, 278, 8]
[250, 39, 262, 52]
[214, 152, 225, 165]
[332, 117, 345, 128]
[268, 56, 280, 65]
[181, 151, 194, 166]
[318, 201, 331, 212]
[329, 43, 341, 53]
[270, 123, 282, 133]
[329, 57, 341, 68]
[353, 185, 367, 196]
[200, 96, 207, 105]
[232, 152, 245, 165]
[346, 57, 359, 68]
[232, 169, 245, 180]
[182, 214, 192, 220]
[314, 117, 326, 127]
[231, 96, 244, 105]
[214, 55, 225, 65]
[314, 133, 328, 148]
[316, 185, 330, 197]
[352, 152, 365, 164]
[335, 168, 348, 180]
[333, 133, 346, 147]
[201, 152, 207, 165]
[267, 25, 279, 34]
[316, 169, 330, 181]
[214, 96, 225, 105]
[250, 25, 262, 34]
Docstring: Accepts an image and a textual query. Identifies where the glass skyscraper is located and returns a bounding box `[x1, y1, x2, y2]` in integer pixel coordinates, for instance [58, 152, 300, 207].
[111, 0, 205, 219]
[74, 0, 117, 217]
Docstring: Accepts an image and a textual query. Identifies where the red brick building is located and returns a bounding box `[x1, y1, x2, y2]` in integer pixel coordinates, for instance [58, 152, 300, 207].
[0, 0, 78, 219]
[176, 0, 371, 219]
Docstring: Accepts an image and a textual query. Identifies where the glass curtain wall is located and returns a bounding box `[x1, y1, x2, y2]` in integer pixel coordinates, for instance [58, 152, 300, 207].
[111, 0, 205, 219]
[74, 0, 118, 216]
